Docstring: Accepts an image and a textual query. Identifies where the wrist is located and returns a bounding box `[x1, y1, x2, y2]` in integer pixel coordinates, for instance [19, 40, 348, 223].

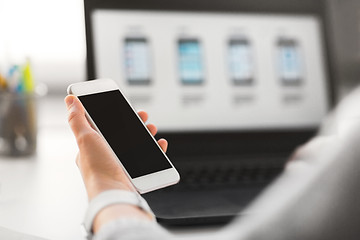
[93, 204, 153, 233]
[82, 190, 155, 239]
[85, 175, 135, 200]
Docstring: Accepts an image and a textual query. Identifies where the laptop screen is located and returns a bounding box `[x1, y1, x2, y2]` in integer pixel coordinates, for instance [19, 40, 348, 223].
[91, 10, 329, 132]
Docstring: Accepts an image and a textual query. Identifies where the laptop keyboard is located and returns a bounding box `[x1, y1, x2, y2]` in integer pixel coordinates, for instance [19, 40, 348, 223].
[164, 158, 284, 191]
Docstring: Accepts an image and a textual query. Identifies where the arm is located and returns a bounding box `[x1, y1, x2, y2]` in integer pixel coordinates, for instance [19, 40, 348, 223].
[65, 89, 360, 240]
[225, 89, 360, 240]
[65, 95, 166, 233]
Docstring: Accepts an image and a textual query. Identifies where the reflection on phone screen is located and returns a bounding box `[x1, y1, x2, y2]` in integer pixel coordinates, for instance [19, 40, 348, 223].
[278, 39, 302, 85]
[229, 39, 253, 85]
[178, 39, 204, 85]
[124, 38, 151, 85]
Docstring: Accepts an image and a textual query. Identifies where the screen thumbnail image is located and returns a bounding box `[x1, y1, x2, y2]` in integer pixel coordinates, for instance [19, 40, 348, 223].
[124, 38, 151, 85]
[178, 39, 204, 85]
[278, 38, 302, 85]
[228, 38, 254, 85]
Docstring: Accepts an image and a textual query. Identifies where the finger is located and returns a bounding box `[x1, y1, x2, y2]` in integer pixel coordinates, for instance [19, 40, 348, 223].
[288, 136, 333, 164]
[138, 111, 148, 123]
[158, 138, 168, 153]
[147, 123, 157, 136]
[65, 95, 93, 138]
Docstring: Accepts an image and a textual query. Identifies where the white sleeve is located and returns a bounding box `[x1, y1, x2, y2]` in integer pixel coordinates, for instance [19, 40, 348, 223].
[93, 218, 171, 240]
[223, 87, 360, 240]
[94, 87, 360, 240]
[93, 217, 237, 240]
[93, 134, 360, 240]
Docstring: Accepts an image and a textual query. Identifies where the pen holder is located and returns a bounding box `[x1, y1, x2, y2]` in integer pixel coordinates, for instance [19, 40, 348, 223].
[0, 92, 37, 157]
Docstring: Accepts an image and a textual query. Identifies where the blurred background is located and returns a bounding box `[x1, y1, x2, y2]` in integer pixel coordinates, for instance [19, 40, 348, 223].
[1, 0, 360, 239]
[0, 0, 86, 92]
[0, 0, 359, 96]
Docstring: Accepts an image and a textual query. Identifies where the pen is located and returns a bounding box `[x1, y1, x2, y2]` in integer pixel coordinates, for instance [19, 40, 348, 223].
[7, 65, 22, 92]
[0, 73, 7, 90]
[23, 59, 34, 93]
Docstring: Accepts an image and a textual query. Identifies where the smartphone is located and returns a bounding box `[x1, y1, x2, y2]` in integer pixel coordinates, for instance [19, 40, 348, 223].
[228, 38, 254, 85]
[124, 38, 151, 85]
[278, 38, 302, 85]
[178, 38, 204, 85]
[67, 79, 179, 194]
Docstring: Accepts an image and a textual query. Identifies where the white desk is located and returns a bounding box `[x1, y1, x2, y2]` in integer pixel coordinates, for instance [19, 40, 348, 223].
[0, 96, 87, 240]
[0, 96, 219, 240]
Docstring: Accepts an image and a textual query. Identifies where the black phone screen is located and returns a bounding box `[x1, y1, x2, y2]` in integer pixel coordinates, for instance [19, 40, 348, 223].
[78, 90, 172, 178]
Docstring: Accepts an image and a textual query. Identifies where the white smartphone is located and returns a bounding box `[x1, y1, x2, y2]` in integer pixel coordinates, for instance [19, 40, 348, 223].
[178, 38, 204, 85]
[67, 79, 180, 194]
[228, 38, 254, 85]
[124, 37, 151, 85]
[277, 38, 302, 85]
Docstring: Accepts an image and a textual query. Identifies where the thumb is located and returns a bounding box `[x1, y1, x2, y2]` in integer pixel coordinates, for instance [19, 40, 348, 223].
[65, 95, 93, 138]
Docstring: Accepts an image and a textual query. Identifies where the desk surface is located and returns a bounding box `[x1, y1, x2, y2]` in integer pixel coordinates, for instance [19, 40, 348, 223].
[0, 96, 219, 240]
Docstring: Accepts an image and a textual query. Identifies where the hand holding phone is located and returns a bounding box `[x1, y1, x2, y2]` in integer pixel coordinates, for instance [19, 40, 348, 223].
[67, 79, 179, 194]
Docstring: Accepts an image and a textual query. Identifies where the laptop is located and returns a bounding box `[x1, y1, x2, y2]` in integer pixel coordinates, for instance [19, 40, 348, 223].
[84, 0, 333, 225]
